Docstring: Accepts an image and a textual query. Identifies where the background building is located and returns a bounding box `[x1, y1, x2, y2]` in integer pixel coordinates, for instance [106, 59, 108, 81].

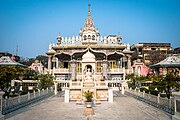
[0, 52, 20, 62]
[131, 43, 173, 66]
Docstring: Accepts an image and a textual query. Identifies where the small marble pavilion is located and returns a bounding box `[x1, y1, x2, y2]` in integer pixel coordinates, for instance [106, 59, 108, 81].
[150, 56, 180, 76]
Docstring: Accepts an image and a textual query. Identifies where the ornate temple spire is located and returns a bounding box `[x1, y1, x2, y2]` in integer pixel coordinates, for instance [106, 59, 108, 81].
[57, 32, 61, 44]
[79, 4, 100, 44]
[83, 4, 95, 31]
[88, 4, 91, 17]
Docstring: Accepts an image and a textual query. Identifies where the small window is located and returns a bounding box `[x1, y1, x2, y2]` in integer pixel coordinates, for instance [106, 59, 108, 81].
[92, 35, 95, 40]
[84, 35, 87, 40]
[88, 35, 91, 39]
[151, 48, 156, 50]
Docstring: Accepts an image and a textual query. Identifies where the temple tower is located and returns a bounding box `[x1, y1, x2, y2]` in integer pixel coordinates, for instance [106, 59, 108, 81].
[79, 4, 100, 45]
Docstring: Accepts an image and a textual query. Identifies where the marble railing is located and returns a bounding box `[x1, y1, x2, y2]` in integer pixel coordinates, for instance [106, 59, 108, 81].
[110, 68, 124, 73]
[70, 82, 83, 87]
[53, 68, 69, 73]
[95, 81, 108, 87]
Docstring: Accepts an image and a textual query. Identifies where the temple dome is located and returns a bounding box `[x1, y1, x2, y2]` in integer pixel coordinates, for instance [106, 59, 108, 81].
[82, 51, 95, 62]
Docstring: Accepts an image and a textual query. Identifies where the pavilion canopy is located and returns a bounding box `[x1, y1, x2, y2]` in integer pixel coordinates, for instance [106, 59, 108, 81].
[150, 56, 180, 68]
[0, 56, 27, 67]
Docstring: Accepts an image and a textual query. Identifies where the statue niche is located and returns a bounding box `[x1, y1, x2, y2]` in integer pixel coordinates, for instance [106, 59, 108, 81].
[84, 65, 93, 81]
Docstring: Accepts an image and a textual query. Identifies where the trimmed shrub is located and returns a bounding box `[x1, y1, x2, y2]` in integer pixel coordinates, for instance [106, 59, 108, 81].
[149, 89, 158, 96]
[140, 87, 149, 93]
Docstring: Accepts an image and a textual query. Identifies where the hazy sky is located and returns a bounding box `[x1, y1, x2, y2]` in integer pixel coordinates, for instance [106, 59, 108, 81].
[0, 0, 180, 58]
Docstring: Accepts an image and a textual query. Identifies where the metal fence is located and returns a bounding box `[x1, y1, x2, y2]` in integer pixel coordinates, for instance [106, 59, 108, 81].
[125, 89, 174, 115]
[1, 88, 54, 115]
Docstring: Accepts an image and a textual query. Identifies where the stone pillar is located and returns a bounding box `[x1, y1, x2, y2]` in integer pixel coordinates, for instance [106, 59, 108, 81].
[157, 94, 160, 103]
[48, 55, 52, 70]
[121, 82, 126, 95]
[54, 82, 58, 95]
[162, 67, 167, 76]
[69, 59, 76, 80]
[108, 88, 113, 103]
[0, 91, 5, 120]
[127, 55, 131, 74]
[155, 68, 159, 76]
[64, 89, 70, 103]
[102, 60, 108, 79]
[172, 92, 180, 120]
[56, 58, 59, 68]
[120, 57, 123, 68]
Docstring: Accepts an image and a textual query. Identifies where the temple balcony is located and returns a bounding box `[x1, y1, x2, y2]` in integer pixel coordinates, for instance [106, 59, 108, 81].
[95, 81, 108, 87]
[53, 68, 69, 74]
[70, 81, 83, 88]
[109, 68, 124, 73]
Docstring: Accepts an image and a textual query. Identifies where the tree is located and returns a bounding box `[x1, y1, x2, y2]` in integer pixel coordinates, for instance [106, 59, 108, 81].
[148, 50, 167, 65]
[126, 73, 136, 87]
[0, 66, 27, 96]
[157, 74, 180, 99]
[19, 57, 35, 66]
[126, 73, 149, 89]
[36, 55, 48, 68]
[38, 74, 54, 89]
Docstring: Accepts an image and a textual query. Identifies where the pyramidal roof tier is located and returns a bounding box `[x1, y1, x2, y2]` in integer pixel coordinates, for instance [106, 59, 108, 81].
[80, 4, 99, 36]
[0, 56, 27, 67]
[150, 56, 180, 68]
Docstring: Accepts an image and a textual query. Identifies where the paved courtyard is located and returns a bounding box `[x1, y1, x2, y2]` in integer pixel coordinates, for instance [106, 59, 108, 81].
[6, 92, 172, 120]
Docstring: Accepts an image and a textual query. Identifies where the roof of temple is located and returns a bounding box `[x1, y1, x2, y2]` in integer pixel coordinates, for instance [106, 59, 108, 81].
[150, 56, 180, 68]
[0, 56, 27, 67]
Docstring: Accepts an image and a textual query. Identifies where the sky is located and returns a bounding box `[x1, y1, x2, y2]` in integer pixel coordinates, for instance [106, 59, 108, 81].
[0, 0, 180, 58]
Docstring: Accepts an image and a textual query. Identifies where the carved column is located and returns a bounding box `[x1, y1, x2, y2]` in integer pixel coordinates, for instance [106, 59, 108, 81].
[48, 55, 52, 70]
[127, 55, 131, 70]
[102, 60, 108, 79]
[162, 67, 167, 76]
[70, 59, 77, 80]
[56, 58, 59, 68]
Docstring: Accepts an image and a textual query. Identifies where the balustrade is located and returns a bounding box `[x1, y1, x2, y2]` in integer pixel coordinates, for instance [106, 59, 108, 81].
[53, 68, 69, 73]
[110, 68, 124, 73]
[125, 89, 174, 115]
[1, 88, 54, 115]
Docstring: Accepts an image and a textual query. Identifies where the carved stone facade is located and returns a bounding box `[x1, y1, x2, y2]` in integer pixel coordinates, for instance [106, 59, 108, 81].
[46, 5, 133, 102]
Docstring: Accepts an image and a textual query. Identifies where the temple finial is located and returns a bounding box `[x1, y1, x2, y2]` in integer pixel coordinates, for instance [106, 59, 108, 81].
[88, 4, 91, 17]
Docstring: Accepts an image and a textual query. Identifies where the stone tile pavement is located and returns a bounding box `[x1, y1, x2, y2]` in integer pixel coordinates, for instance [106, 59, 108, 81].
[6, 93, 172, 120]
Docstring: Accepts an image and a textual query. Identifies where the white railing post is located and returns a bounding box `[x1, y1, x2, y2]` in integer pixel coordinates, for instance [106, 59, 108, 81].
[172, 92, 180, 120]
[169, 96, 172, 109]
[108, 88, 113, 103]
[64, 89, 69, 103]
[33, 90, 36, 98]
[0, 91, 4, 120]
[143, 91, 145, 98]
[18, 94, 21, 103]
[157, 94, 160, 103]
[54, 82, 58, 95]
[47, 88, 49, 94]
[138, 89, 140, 96]
[42, 89, 45, 95]
[28, 92, 30, 100]
[38, 89, 41, 96]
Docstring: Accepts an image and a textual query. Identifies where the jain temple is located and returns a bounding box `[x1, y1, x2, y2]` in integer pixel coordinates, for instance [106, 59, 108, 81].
[46, 5, 133, 102]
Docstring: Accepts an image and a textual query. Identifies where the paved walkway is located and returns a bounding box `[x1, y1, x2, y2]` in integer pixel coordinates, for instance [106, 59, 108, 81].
[6, 92, 172, 120]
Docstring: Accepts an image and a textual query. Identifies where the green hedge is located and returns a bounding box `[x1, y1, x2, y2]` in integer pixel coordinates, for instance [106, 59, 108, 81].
[140, 87, 149, 93]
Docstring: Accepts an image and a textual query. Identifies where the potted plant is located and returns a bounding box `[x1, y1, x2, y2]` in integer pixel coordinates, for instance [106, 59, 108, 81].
[84, 90, 94, 107]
